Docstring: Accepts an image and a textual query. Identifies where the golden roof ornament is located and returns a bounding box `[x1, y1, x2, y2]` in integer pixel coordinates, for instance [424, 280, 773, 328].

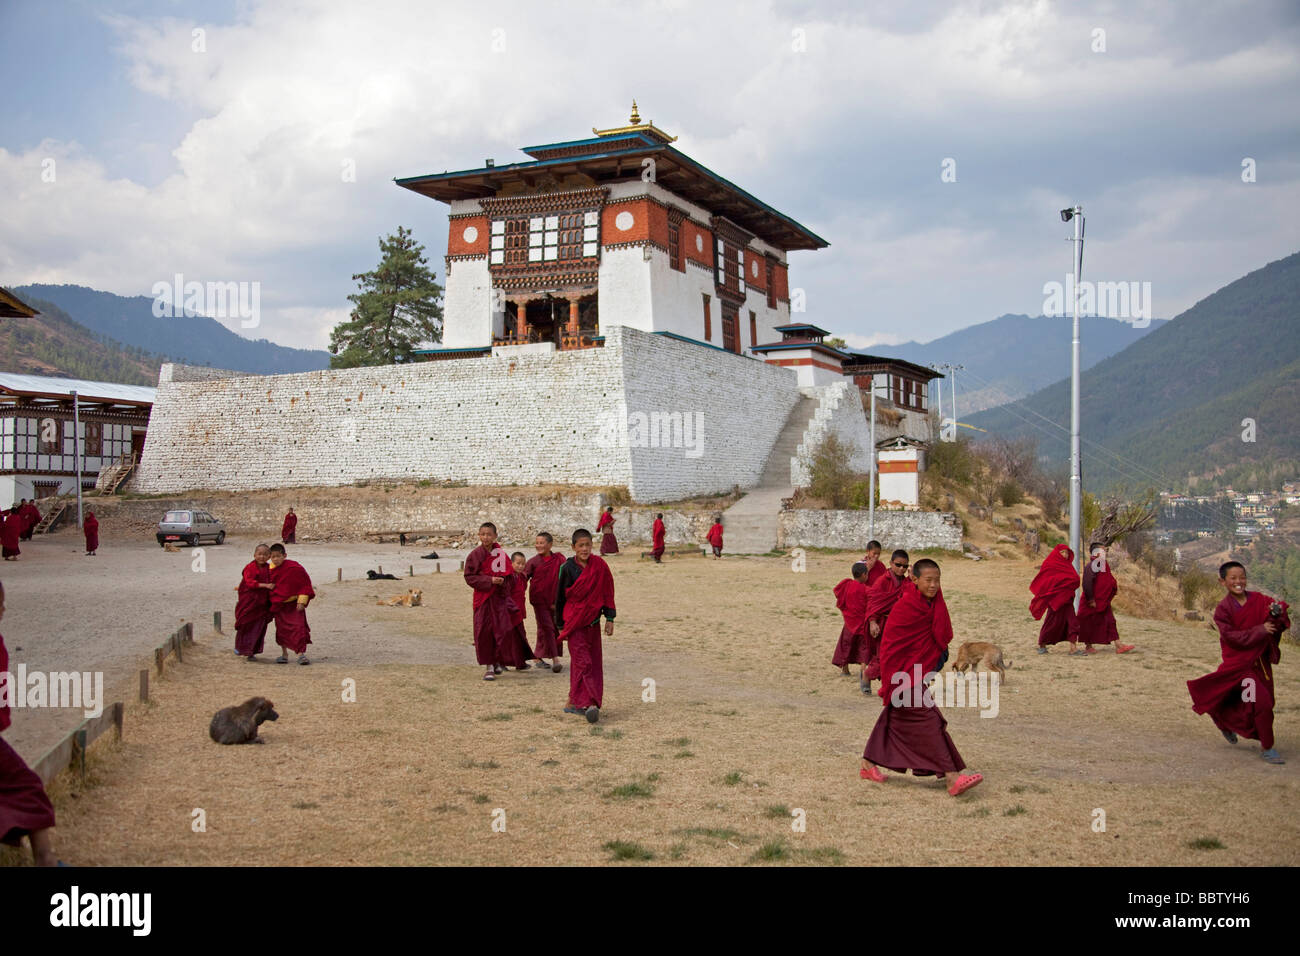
[593, 99, 677, 143]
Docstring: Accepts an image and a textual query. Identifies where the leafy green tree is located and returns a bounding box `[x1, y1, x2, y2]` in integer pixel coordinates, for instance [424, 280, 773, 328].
[330, 226, 443, 367]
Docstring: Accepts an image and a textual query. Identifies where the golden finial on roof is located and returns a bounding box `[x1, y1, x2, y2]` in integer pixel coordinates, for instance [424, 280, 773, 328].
[592, 100, 677, 144]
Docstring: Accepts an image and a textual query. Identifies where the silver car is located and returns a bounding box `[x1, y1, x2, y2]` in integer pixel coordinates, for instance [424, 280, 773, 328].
[156, 509, 226, 547]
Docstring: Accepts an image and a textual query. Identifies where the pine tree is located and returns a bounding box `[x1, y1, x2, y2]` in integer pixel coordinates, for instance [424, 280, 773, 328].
[330, 226, 444, 367]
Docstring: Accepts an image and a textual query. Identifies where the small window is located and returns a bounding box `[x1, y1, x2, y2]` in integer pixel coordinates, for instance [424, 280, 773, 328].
[749, 311, 757, 349]
[85, 421, 102, 456]
[702, 294, 712, 342]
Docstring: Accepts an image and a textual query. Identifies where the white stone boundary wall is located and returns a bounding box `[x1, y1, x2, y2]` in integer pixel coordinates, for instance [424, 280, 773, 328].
[778, 509, 962, 552]
[136, 327, 800, 502]
[789, 381, 876, 487]
[159, 363, 247, 383]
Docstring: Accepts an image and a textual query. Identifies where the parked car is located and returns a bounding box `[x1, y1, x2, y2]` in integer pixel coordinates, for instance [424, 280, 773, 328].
[156, 509, 226, 547]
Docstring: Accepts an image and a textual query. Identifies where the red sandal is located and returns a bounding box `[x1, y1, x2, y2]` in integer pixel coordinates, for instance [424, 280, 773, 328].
[948, 773, 983, 796]
[860, 765, 886, 783]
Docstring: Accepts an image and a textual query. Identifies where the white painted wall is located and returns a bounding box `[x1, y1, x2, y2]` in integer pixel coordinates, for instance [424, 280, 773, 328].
[442, 256, 493, 348]
[790, 381, 876, 487]
[878, 447, 921, 506]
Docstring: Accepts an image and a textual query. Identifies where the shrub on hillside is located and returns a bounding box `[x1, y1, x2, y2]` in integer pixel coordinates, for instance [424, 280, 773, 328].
[805, 434, 859, 510]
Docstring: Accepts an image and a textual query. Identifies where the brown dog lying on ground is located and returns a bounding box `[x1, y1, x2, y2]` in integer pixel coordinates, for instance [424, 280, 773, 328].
[163, 542, 181, 552]
[377, 588, 423, 607]
[209, 697, 278, 744]
[951, 641, 1011, 681]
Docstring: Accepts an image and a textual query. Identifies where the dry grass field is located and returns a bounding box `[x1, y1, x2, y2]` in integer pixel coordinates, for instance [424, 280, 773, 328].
[5, 544, 1298, 866]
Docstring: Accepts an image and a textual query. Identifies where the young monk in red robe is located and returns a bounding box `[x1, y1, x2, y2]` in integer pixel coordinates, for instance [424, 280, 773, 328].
[464, 522, 516, 681]
[1030, 543, 1080, 654]
[597, 507, 619, 555]
[651, 513, 666, 563]
[860, 559, 983, 796]
[862, 540, 889, 588]
[706, 518, 724, 558]
[268, 543, 313, 665]
[281, 507, 297, 544]
[555, 528, 616, 723]
[1078, 543, 1134, 654]
[832, 563, 872, 691]
[1188, 561, 1291, 764]
[525, 532, 565, 673]
[503, 552, 535, 671]
[18, 500, 38, 541]
[864, 549, 911, 683]
[0, 510, 20, 561]
[234, 544, 274, 660]
[83, 510, 99, 556]
[0, 581, 60, 865]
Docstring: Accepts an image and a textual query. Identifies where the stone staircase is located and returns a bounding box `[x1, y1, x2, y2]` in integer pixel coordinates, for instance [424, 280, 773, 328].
[721, 394, 819, 554]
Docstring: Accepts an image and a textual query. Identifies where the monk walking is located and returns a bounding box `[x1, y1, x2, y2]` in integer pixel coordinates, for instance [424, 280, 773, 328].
[18, 500, 38, 541]
[860, 559, 983, 796]
[503, 551, 535, 671]
[525, 532, 565, 673]
[82, 510, 99, 556]
[234, 544, 274, 660]
[706, 516, 724, 559]
[597, 506, 619, 555]
[1078, 543, 1134, 654]
[555, 528, 616, 723]
[1030, 544, 1080, 654]
[281, 507, 297, 544]
[832, 563, 872, 692]
[463, 522, 516, 681]
[0, 581, 61, 865]
[268, 543, 313, 665]
[862, 539, 889, 587]
[864, 549, 911, 683]
[1, 510, 20, 561]
[651, 513, 666, 563]
[1188, 561, 1290, 764]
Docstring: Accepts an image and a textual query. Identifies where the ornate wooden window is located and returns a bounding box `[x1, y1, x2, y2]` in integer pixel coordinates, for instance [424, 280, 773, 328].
[39, 419, 60, 455]
[721, 303, 739, 354]
[702, 293, 712, 341]
[503, 218, 529, 265]
[749, 310, 757, 350]
[668, 220, 682, 272]
[766, 258, 776, 309]
[85, 421, 102, 456]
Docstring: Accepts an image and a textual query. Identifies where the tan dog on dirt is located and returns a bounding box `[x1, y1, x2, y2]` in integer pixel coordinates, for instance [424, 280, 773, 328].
[951, 641, 1011, 681]
[377, 589, 423, 607]
[163, 542, 181, 552]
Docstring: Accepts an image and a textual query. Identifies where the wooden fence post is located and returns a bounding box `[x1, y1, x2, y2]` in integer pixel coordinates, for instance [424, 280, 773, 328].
[213, 610, 222, 633]
[112, 702, 124, 740]
[337, 568, 342, 582]
[155, 648, 165, 675]
[74, 727, 87, 784]
[184, 621, 194, 643]
[174, 631, 183, 663]
[409, 565, 413, 577]
[139, 669, 149, 702]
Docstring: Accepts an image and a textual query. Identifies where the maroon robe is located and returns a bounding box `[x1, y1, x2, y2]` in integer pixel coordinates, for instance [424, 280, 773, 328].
[0, 513, 20, 558]
[464, 543, 515, 667]
[559, 555, 616, 709]
[235, 559, 272, 656]
[19, 503, 39, 540]
[1188, 591, 1289, 750]
[83, 512, 99, 553]
[863, 571, 908, 680]
[597, 512, 619, 555]
[526, 551, 565, 659]
[1078, 559, 1119, 646]
[863, 559, 889, 588]
[651, 519, 666, 560]
[706, 522, 724, 554]
[1030, 544, 1079, 646]
[0, 634, 57, 847]
[831, 577, 870, 667]
[281, 512, 297, 544]
[502, 571, 535, 667]
[269, 558, 314, 654]
[864, 581, 965, 776]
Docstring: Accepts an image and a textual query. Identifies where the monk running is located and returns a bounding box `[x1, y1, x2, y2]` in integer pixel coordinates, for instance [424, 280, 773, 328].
[1188, 561, 1290, 764]
[268, 543, 313, 665]
[860, 559, 983, 796]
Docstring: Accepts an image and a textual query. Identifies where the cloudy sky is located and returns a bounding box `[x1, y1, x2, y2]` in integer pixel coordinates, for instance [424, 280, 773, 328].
[2, 0, 1297, 351]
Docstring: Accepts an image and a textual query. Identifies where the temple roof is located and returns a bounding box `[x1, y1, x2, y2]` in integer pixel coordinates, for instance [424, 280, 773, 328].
[0, 287, 38, 318]
[839, 353, 943, 380]
[0, 372, 156, 407]
[396, 109, 829, 252]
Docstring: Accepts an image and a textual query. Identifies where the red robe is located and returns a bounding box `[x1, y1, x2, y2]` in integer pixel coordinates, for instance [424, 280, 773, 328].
[235, 559, 272, 656]
[597, 512, 619, 555]
[1030, 544, 1079, 646]
[864, 581, 965, 776]
[863, 571, 908, 680]
[1188, 591, 1289, 750]
[0, 513, 20, 558]
[0, 633, 58, 847]
[863, 559, 889, 588]
[281, 512, 297, 544]
[831, 577, 870, 667]
[651, 519, 666, 559]
[525, 551, 566, 659]
[503, 571, 535, 666]
[1078, 559, 1119, 645]
[706, 523, 724, 552]
[269, 558, 314, 654]
[19, 503, 39, 540]
[83, 513, 99, 553]
[559, 555, 616, 709]
[464, 543, 515, 667]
